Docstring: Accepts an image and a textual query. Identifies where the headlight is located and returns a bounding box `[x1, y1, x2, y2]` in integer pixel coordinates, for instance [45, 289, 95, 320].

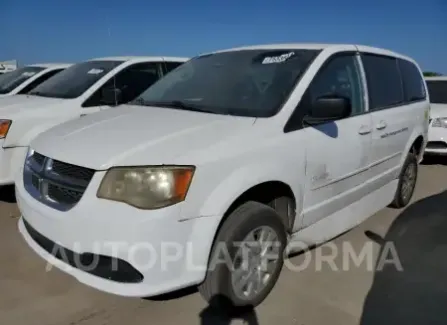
[0, 119, 11, 139]
[432, 117, 447, 128]
[97, 166, 195, 209]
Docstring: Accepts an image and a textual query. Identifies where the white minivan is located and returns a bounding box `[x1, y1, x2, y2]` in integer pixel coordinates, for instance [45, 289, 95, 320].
[423, 76, 447, 155]
[17, 44, 428, 310]
[0, 56, 187, 186]
[0, 63, 70, 98]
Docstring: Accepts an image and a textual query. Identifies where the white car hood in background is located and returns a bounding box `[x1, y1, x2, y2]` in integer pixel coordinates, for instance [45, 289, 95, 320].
[429, 104, 447, 119]
[31, 105, 256, 170]
[0, 95, 66, 118]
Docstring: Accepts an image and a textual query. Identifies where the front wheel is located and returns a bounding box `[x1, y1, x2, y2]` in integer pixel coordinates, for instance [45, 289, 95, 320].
[390, 152, 418, 208]
[198, 201, 287, 311]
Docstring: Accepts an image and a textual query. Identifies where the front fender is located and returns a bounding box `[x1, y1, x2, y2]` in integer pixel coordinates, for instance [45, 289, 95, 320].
[189, 161, 304, 224]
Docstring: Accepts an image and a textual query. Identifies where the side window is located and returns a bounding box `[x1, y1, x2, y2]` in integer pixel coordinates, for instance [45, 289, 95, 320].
[398, 59, 426, 102]
[284, 54, 364, 133]
[163, 61, 184, 75]
[306, 54, 365, 117]
[18, 69, 64, 94]
[83, 62, 162, 107]
[361, 54, 404, 110]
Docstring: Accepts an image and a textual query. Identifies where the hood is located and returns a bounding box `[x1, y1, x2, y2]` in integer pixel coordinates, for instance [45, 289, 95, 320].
[0, 94, 67, 119]
[430, 104, 447, 119]
[31, 104, 256, 170]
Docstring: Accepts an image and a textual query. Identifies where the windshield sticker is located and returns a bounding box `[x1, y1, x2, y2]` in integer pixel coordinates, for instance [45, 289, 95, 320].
[22, 72, 37, 77]
[262, 52, 295, 64]
[87, 68, 104, 75]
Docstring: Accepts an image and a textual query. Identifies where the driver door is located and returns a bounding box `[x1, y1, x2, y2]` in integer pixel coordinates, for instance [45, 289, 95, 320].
[300, 53, 373, 228]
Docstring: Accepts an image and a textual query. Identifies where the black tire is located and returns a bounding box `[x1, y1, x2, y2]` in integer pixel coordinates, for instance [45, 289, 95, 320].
[198, 201, 287, 312]
[390, 151, 418, 208]
[268, 196, 295, 232]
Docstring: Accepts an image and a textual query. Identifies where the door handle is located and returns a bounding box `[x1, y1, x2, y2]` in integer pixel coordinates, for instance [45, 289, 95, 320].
[358, 125, 372, 135]
[376, 120, 387, 130]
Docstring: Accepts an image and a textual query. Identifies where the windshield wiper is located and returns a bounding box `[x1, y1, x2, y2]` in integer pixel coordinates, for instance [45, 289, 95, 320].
[131, 98, 221, 114]
[27, 91, 46, 97]
[27, 91, 61, 98]
[130, 97, 151, 106]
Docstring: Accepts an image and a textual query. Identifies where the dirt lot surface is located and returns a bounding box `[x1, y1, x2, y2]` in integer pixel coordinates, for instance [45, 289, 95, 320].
[1, 158, 447, 325]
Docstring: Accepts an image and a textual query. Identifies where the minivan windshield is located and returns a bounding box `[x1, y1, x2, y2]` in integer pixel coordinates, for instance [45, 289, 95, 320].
[0, 66, 45, 94]
[28, 60, 123, 99]
[132, 49, 320, 117]
[426, 80, 447, 104]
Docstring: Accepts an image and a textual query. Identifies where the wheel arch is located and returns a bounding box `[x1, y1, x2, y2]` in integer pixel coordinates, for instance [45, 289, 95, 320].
[411, 135, 425, 161]
[400, 133, 426, 167]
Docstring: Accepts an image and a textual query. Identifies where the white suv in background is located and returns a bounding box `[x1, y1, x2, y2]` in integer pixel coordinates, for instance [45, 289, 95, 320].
[17, 44, 428, 310]
[424, 76, 447, 155]
[0, 56, 187, 186]
[0, 63, 70, 98]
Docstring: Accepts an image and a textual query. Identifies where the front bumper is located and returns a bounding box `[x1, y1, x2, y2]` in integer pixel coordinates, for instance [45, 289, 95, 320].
[16, 166, 221, 297]
[424, 125, 447, 155]
[0, 141, 28, 185]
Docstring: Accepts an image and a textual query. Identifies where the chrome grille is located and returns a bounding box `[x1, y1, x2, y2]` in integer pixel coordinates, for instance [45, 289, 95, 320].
[23, 151, 95, 211]
[52, 160, 95, 182]
[31, 152, 45, 165]
[48, 183, 84, 205]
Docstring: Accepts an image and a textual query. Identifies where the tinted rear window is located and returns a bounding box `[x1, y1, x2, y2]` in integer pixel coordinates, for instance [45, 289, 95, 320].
[361, 54, 404, 110]
[398, 59, 426, 102]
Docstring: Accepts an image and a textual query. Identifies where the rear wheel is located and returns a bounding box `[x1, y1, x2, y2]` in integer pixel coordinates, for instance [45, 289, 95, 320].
[390, 151, 418, 208]
[198, 201, 287, 311]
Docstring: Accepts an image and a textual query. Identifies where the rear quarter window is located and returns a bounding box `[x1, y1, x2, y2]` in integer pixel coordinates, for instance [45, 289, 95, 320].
[398, 59, 426, 103]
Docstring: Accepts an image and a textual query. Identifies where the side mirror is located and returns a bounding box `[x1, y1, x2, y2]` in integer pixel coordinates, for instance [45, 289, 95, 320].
[303, 95, 352, 125]
[101, 87, 122, 106]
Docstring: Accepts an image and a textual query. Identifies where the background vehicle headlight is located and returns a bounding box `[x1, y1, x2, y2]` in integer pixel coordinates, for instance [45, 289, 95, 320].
[0, 119, 12, 139]
[432, 117, 447, 128]
[97, 166, 195, 209]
